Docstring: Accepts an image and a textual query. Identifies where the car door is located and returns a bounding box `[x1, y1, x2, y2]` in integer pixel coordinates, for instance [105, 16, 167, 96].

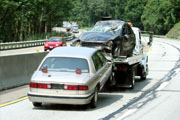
[96, 51, 112, 88]
[92, 52, 105, 89]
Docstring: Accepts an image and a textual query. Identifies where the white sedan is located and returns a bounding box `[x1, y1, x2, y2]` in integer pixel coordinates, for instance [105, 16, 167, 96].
[28, 47, 112, 108]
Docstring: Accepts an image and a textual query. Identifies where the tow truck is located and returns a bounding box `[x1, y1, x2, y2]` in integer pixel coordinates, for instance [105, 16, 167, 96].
[111, 27, 149, 89]
[71, 20, 149, 89]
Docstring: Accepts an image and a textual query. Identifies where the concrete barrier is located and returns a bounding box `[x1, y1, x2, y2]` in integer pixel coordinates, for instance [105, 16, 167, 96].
[0, 52, 48, 91]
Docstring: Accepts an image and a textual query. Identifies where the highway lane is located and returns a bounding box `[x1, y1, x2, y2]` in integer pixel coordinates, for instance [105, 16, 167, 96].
[0, 37, 180, 120]
[115, 38, 180, 120]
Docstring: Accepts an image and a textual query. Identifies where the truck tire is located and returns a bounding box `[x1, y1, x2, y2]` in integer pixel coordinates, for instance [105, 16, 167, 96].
[129, 68, 135, 89]
[141, 71, 146, 80]
[141, 64, 148, 80]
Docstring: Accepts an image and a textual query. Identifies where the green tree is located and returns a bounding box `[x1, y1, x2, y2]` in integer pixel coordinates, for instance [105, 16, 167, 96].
[124, 0, 147, 29]
[142, 0, 180, 34]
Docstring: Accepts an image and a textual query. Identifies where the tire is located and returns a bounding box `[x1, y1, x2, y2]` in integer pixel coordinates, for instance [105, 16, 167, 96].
[32, 102, 42, 107]
[129, 68, 135, 89]
[90, 87, 98, 108]
[141, 72, 146, 80]
[141, 65, 148, 80]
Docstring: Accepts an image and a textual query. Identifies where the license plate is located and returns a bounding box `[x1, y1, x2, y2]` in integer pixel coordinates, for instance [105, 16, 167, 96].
[51, 84, 64, 89]
[50, 46, 53, 48]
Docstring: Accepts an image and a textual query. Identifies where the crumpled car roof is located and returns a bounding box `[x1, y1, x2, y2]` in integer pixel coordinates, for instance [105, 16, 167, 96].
[95, 20, 125, 27]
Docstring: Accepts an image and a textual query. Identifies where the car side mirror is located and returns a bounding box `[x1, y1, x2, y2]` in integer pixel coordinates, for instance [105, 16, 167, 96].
[71, 39, 80, 46]
[105, 56, 112, 62]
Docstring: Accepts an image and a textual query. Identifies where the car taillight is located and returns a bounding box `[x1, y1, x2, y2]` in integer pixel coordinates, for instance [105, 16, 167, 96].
[64, 85, 88, 90]
[76, 69, 81, 74]
[42, 68, 48, 73]
[30, 82, 37, 88]
[64, 85, 78, 90]
[38, 83, 51, 89]
[79, 85, 88, 90]
[29, 82, 51, 89]
[119, 66, 127, 71]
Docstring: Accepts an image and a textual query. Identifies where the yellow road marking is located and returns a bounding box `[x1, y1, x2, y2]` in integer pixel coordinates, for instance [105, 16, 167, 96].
[0, 96, 28, 108]
[146, 46, 152, 54]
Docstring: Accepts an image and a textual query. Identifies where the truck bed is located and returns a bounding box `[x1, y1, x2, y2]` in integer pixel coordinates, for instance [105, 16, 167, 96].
[113, 54, 144, 65]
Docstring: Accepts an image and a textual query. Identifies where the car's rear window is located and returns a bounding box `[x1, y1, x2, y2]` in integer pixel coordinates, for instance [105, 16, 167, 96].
[40, 57, 89, 73]
[48, 38, 62, 42]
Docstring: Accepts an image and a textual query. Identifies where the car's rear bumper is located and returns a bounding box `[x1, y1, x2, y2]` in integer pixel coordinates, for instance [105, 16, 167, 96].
[27, 92, 94, 105]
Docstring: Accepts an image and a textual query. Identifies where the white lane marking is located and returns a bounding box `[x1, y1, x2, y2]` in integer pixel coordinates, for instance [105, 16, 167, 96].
[116, 109, 137, 120]
[156, 82, 169, 91]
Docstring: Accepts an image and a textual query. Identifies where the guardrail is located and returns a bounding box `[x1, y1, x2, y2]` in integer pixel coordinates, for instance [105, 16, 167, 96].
[0, 35, 74, 51]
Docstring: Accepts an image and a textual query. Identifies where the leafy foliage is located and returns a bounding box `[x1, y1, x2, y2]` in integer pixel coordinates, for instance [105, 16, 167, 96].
[166, 22, 180, 39]
[0, 0, 180, 42]
[0, 0, 73, 42]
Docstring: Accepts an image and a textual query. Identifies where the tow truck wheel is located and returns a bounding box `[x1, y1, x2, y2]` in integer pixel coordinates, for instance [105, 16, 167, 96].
[130, 68, 135, 89]
[141, 64, 148, 80]
[141, 72, 146, 80]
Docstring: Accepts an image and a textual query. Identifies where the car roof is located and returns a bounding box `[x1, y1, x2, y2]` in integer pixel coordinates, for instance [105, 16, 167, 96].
[95, 20, 125, 27]
[46, 47, 97, 59]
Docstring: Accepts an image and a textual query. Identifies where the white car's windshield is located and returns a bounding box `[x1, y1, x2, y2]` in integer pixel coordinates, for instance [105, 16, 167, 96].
[40, 57, 89, 73]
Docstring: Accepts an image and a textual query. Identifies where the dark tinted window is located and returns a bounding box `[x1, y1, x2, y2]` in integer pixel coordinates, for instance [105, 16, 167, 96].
[48, 38, 62, 42]
[97, 51, 106, 65]
[40, 57, 89, 73]
[92, 53, 103, 71]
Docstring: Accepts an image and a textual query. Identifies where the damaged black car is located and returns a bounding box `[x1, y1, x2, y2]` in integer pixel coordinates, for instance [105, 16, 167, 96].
[72, 20, 136, 57]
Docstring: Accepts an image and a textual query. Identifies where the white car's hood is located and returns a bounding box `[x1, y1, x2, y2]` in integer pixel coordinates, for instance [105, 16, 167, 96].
[31, 71, 92, 84]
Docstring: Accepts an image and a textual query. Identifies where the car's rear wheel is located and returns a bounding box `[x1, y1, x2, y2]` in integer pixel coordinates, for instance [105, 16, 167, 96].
[32, 102, 42, 107]
[90, 87, 98, 108]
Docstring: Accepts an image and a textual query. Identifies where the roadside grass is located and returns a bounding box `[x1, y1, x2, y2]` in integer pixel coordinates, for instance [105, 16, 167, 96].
[166, 22, 180, 40]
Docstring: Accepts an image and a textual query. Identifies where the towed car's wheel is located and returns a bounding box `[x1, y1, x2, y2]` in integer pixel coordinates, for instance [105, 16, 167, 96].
[32, 102, 42, 107]
[90, 87, 98, 108]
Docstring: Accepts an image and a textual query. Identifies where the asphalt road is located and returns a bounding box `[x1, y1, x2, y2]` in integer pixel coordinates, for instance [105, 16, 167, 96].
[0, 37, 180, 120]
